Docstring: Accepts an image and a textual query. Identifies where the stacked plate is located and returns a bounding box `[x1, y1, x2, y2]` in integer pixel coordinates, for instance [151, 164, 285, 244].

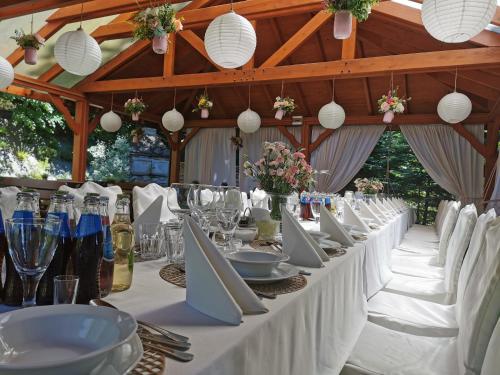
[0, 305, 142, 375]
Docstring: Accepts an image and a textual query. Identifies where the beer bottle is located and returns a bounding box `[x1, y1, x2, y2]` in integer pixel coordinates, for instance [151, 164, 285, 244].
[99, 196, 114, 297]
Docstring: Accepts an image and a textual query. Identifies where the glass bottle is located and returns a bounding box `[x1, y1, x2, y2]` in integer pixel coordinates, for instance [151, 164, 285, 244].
[36, 192, 72, 305]
[111, 194, 135, 292]
[22, 189, 40, 217]
[0, 191, 5, 300]
[4, 191, 34, 305]
[99, 196, 114, 297]
[73, 195, 103, 304]
[64, 193, 77, 274]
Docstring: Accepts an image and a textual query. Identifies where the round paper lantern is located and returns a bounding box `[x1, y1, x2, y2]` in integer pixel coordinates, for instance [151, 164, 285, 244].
[318, 101, 345, 129]
[437, 92, 472, 124]
[54, 28, 102, 76]
[204, 12, 256, 69]
[0, 56, 14, 89]
[162, 108, 184, 132]
[422, 0, 496, 43]
[237, 108, 261, 134]
[100, 110, 122, 132]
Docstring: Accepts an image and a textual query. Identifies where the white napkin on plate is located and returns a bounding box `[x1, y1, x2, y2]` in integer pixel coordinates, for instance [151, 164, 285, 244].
[282, 209, 329, 267]
[132, 196, 163, 244]
[359, 201, 384, 226]
[344, 203, 371, 233]
[0, 186, 21, 222]
[132, 183, 177, 222]
[319, 206, 354, 247]
[59, 181, 122, 222]
[183, 217, 268, 325]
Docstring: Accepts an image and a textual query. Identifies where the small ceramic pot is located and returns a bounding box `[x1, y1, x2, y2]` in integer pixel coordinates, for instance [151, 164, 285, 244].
[152, 34, 168, 55]
[201, 108, 209, 119]
[24, 47, 37, 65]
[275, 109, 285, 120]
[383, 110, 394, 124]
[333, 11, 352, 40]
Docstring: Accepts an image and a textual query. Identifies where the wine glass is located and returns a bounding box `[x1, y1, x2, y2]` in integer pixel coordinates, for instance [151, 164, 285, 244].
[5, 217, 61, 307]
[213, 187, 243, 252]
[310, 195, 323, 224]
[167, 183, 195, 222]
[188, 184, 215, 234]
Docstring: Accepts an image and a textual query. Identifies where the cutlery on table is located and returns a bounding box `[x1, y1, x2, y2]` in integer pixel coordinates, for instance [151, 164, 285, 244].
[254, 290, 277, 299]
[137, 330, 191, 351]
[141, 341, 194, 362]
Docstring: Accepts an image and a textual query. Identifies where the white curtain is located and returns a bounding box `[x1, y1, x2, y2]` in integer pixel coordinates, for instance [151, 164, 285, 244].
[401, 124, 484, 205]
[183, 128, 236, 186]
[487, 149, 500, 214]
[310, 125, 385, 192]
[239, 127, 301, 192]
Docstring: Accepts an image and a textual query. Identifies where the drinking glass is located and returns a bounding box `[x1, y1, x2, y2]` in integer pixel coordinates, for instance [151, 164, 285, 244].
[53, 275, 79, 304]
[335, 197, 345, 220]
[138, 223, 165, 260]
[214, 187, 243, 252]
[310, 196, 323, 223]
[5, 217, 61, 307]
[167, 183, 195, 222]
[188, 184, 215, 234]
[163, 222, 184, 264]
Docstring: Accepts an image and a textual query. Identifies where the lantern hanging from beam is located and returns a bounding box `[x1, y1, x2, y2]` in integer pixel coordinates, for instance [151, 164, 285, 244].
[421, 0, 497, 43]
[100, 110, 122, 132]
[0, 56, 14, 89]
[437, 69, 472, 124]
[318, 79, 345, 129]
[238, 109, 261, 134]
[162, 108, 184, 132]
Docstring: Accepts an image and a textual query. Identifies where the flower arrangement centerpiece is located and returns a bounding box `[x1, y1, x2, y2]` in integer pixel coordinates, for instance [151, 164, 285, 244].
[354, 178, 384, 195]
[192, 93, 213, 119]
[378, 86, 410, 124]
[124, 97, 146, 122]
[133, 4, 183, 54]
[273, 96, 296, 120]
[10, 29, 44, 65]
[324, 0, 380, 39]
[243, 142, 315, 223]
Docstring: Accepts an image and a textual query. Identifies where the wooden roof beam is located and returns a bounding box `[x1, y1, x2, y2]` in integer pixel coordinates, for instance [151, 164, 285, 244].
[357, 40, 374, 115]
[178, 30, 225, 71]
[78, 47, 500, 93]
[341, 17, 357, 60]
[10, 73, 85, 101]
[0, 0, 95, 21]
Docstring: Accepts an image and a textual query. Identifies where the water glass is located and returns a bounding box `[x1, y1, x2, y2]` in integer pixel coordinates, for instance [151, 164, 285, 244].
[53, 275, 79, 304]
[310, 197, 323, 223]
[163, 222, 184, 264]
[5, 217, 61, 307]
[138, 223, 165, 260]
[214, 187, 242, 250]
[168, 183, 195, 222]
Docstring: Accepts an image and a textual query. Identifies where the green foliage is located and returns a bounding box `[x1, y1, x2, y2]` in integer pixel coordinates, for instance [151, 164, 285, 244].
[88, 135, 131, 182]
[324, 0, 380, 21]
[133, 4, 181, 40]
[345, 131, 453, 224]
[0, 97, 15, 110]
[10, 29, 44, 50]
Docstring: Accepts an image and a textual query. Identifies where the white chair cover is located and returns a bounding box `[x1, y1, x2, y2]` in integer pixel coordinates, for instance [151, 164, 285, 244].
[481, 318, 500, 375]
[132, 183, 177, 222]
[0, 186, 21, 221]
[437, 201, 461, 265]
[250, 188, 269, 209]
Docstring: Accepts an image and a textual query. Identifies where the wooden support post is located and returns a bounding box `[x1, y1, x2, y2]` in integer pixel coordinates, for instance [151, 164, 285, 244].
[71, 100, 90, 182]
[484, 119, 500, 201]
[164, 34, 176, 77]
[169, 132, 181, 183]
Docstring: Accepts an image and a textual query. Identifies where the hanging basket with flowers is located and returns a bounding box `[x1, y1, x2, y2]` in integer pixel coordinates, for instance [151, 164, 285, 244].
[273, 96, 296, 120]
[10, 29, 44, 65]
[378, 86, 411, 124]
[0, 97, 16, 120]
[324, 0, 380, 39]
[133, 4, 183, 55]
[124, 97, 147, 122]
[192, 93, 213, 119]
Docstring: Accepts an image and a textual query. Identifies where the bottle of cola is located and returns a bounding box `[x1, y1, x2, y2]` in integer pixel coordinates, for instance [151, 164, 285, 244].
[4, 191, 35, 305]
[73, 194, 103, 304]
[64, 193, 78, 275]
[36, 192, 72, 305]
[99, 196, 114, 297]
[0, 191, 5, 300]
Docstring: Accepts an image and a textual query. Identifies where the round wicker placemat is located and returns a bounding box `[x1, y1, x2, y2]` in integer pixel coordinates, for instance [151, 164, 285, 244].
[131, 348, 166, 375]
[159, 264, 307, 296]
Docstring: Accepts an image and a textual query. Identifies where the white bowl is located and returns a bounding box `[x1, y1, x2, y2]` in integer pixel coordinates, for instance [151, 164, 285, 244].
[0, 305, 137, 375]
[226, 250, 289, 277]
[234, 228, 258, 242]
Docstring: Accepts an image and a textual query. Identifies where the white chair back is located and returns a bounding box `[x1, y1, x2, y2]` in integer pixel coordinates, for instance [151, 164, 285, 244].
[437, 201, 460, 265]
[0, 186, 21, 221]
[132, 183, 177, 222]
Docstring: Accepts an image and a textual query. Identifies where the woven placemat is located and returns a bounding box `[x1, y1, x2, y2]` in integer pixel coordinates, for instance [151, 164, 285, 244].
[159, 264, 307, 296]
[131, 347, 166, 375]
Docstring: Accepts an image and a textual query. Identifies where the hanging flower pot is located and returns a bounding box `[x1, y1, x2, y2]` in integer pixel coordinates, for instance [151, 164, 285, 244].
[0, 98, 15, 120]
[333, 11, 352, 40]
[273, 95, 296, 121]
[201, 108, 209, 119]
[11, 29, 44, 66]
[24, 47, 37, 65]
[193, 92, 213, 119]
[152, 34, 168, 54]
[383, 110, 394, 124]
[275, 108, 285, 120]
[132, 112, 140, 121]
[124, 97, 147, 122]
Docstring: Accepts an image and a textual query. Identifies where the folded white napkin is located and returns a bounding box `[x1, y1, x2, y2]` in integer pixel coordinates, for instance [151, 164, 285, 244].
[359, 201, 384, 226]
[344, 203, 371, 233]
[251, 207, 271, 221]
[183, 217, 268, 325]
[383, 199, 399, 213]
[374, 200, 392, 218]
[132, 196, 163, 244]
[282, 209, 329, 267]
[320, 206, 354, 247]
[132, 183, 177, 222]
[0, 186, 21, 222]
[250, 188, 269, 208]
[368, 201, 388, 222]
[59, 181, 122, 222]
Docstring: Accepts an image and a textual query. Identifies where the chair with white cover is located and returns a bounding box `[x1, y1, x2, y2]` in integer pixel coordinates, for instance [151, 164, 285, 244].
[250, 188, 269, 209]
[132, 183, 177, 222]
[367, 209, 496, 337]
[404, 200, 447, 244]
[342, 218, 500, 375]
[481, 318, 500, 375]
[0, 186, 21, 221]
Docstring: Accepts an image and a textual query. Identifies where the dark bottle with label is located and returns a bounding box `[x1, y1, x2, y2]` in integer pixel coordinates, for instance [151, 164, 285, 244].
[0, 191, 5, 300]
[64, 193, 77, 275]
[73, 195, 103, 304]
[99, 196, 114, 297]
[36, 192, 72, 305]
[4, 192, 35, 306]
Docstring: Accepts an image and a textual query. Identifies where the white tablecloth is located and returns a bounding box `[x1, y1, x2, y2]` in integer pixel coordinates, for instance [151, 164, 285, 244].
[105, 244, 368, 375]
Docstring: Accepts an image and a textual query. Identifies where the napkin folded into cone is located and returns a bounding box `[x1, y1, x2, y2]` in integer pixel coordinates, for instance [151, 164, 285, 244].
[359, 201, 384, 226]
[320, 206, 355, 247]
[183, 217, 268, 325]
[282, 208, 329, 268]
[344, 203, 371, 233]
[368, 201, 389, 222]
[132, 196, 163, 244]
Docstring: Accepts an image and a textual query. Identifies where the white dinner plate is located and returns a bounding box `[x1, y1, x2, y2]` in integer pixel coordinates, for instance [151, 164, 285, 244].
[243, 262, 300, 284]
[318, 239, 342, 249]
[90, 334, 143, 375]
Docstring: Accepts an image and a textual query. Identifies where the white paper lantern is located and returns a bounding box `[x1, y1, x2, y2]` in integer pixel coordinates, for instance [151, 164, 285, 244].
[162, 108, 184, 132]
[422, 0, 496, 43]
[237, 108, 261, 134]
[437, 92, 472, 124]
[0, 56, 14, 89]
[54, 28, 102, 76]
[318, 101, 345, 129]
[100, 110, 122, 132]
[204, 11, 256, 69]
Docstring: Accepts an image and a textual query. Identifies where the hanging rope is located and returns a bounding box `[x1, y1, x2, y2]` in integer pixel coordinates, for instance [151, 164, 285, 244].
[79, 2, 84, 29]
[173, 88, 177, 109]
[386, 129, 393, 195]
[110, 92, 114, 109]
[453, 67, 458, 92]
[230, 0, 234, 11]
[280, 81, 284, 98]
[30, 14, 34, 34]
[135, 90, 138, 99]
[331, 78, 335, 102]
[248, 85, 251, 108]
[390, 71, 394, 92]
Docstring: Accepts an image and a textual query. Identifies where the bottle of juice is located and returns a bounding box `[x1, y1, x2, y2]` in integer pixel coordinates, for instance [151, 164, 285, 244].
[99, 196, 114, 297]
[111, 194, 135, 292]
